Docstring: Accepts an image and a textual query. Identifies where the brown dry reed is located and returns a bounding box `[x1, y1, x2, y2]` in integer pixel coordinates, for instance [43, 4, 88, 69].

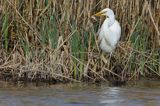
[0, 0, 159, 83]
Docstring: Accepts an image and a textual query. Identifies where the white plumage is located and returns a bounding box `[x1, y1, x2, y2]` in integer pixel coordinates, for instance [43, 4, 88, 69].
[94, 8, 121, 53]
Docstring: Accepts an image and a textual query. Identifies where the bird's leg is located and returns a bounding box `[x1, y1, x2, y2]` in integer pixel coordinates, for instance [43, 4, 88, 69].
[108, 52, 113, 68]
[101, 52, 108, 65]
[109, 52, 112, 60]
[101, 52, 107, 63]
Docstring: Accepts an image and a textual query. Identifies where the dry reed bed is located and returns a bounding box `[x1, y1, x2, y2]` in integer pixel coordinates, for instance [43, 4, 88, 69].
[0, 0, 159, 83]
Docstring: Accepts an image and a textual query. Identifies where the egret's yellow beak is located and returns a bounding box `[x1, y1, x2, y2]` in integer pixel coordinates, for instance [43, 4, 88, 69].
[94, 11, 105, 16]
[93, 11, 109, 18]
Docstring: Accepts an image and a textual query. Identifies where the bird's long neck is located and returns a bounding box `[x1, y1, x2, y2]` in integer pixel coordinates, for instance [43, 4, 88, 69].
[105, 16, 115, 27]
[105, 12, 115, 27]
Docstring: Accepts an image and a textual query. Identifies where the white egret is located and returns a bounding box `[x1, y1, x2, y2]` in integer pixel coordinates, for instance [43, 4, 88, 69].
[94, 8, 121, 53]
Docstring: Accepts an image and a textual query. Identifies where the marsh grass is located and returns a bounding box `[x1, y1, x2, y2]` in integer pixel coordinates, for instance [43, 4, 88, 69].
[0, 0, 159, 83]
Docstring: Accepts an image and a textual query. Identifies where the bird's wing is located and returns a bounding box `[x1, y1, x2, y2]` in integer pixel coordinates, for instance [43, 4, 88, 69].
[104, 37, 113, 48]
[110, 20, 121, 40]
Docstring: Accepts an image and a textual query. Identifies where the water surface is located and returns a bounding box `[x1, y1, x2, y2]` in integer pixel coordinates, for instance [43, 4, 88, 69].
[0, 80, 160, 106]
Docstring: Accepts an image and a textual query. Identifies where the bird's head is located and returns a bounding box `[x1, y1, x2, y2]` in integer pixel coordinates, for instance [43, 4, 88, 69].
[93, 8, 115, 19]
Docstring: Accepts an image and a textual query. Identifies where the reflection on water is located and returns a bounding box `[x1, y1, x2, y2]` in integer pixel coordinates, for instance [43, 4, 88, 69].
[0, 80, 160, 106]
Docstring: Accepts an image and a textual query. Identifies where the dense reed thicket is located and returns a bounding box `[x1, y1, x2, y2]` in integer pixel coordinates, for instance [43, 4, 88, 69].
[0, 0, 159, 83]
